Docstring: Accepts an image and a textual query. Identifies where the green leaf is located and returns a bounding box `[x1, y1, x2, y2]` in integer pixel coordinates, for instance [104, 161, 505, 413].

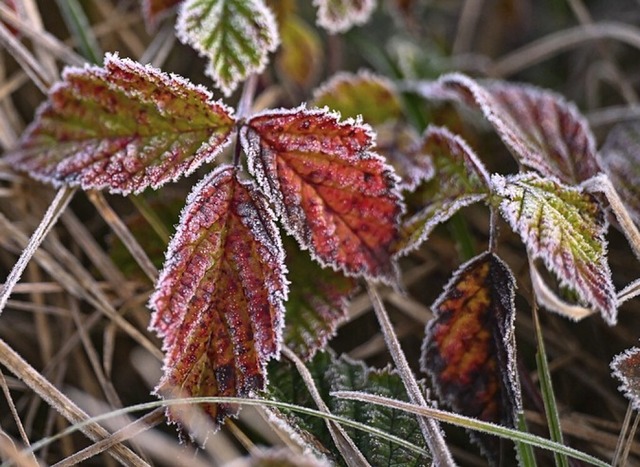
[8, 53, 236, 195]
[492, 172, 617, 324]
[177, 0, 279, 96]
[395, 126, 489, 256]
[276, 15, 322, 90]
[267, 351, 430, 466]
[312, 71, 403, 127]
[283, 237, 357, 360]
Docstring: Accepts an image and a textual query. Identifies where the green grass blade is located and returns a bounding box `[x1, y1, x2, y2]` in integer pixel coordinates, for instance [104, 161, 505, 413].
[55, 0, 102, 63]
[533, 303, 569, 467]
[516, 411, 538, 466]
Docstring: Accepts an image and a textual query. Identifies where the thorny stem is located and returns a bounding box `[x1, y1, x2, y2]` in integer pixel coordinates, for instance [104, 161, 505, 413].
[366, 281, 456, 466]
[0, 187, 75, 316]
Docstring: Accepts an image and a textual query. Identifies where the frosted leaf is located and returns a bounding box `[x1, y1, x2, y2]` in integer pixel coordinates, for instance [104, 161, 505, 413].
[313, 0, 377, 34]
[395, 126, 490, 256]
[176, 0, 279, 96]
[493, 172, 617, 324]
[267, 351, 430, 465]
[141, 0, 182, 30]
[312, 70, 402, 126]
[149, 164, 288, 426]
[422, 251, 521, 464]
[611, 347, 640, 411]
[241, 106, 403, 284]
[8, 53, 235, 195]
[414, 73, 601, 184]
[599, 121, 640, 226]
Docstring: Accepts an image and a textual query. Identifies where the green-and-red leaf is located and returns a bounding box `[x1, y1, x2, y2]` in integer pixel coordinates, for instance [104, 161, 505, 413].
[241, 106, 403, 284]
[149, 164, 287, 425]
[176, 0, 279, 96]
[422, 251, 521, 464]
[416, 73, 602, 184]
[493, 172, 616, 324]
[8, 53, 235, 195]
[396, 126, 489, 256]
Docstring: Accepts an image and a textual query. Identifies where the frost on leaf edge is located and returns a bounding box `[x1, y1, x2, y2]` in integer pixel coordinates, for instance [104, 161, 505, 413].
[313, 0, 377, 34]
[611, 347, 640, 411]
[175, 0, 280, 97]
[491, 172, 617, 325]
[241, 104, 405, 286]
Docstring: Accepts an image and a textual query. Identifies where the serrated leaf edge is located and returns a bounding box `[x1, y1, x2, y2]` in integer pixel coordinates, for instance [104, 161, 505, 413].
[611, 347, 640, 411]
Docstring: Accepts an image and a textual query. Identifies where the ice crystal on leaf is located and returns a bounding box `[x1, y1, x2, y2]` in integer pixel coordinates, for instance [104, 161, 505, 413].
[149, 164, 287, 425]
[396, 126, 490, 256]
[177, 0, 279, 96]
[241, 106, 403, 284]
[599, 121, 640, 226]
[8, 53, 236, 195]
[422, 251, 521, 464]
[313, 0, 377, 34]
[417, 73, 602, 184]
[492, 172, 617, 324]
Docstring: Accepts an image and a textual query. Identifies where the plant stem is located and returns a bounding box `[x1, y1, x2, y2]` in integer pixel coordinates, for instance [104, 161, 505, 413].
[366, 281, 456, 466]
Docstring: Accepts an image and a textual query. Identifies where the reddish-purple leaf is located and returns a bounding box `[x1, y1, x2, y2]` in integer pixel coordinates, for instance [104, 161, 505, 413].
[422, 251, 521, 463]
[395, 126, 489, 256]
[149, 164, 287, 424]
[241, 106, 403, 284]
[141, 0, 182, 30]
[8, 53, 236, 195]
[313, 0, 376, 33]
[493, 172, 617, 324]
[611, 347, 640, 411]
[416, 73, 602, 184]
[283, 237, 357, 360]
[599, 122, 640, 226]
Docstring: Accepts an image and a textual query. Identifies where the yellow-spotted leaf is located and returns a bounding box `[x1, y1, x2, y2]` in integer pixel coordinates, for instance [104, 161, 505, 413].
[8, 53, 235, 195]
[422, 251, 521, 464]
[149, 164, 287, 425]
[177, 0, 279, 96]
[493, 172, 616, 324]
[241, 107, 403, 284]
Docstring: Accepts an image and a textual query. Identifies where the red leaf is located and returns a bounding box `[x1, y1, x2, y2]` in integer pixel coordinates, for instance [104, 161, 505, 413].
[417, 73, 601, 184]
[141, 0, 182, 30]
[149, 164, 287, 424]
[241, 107, 403, 284]
[422, 251, 521, 463]
[9, 53, 235, 195]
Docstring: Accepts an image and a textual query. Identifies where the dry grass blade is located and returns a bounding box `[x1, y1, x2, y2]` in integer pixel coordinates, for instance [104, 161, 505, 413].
[0, 187, 75, 316]
[0, 338, 148, 466]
